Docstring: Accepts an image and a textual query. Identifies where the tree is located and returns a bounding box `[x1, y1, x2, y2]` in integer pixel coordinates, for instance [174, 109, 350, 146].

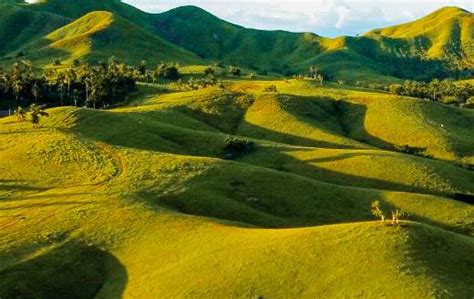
[371, 201, 385, 222]
[153, 64, 179, 80]
[264, 85, 277, 93]
[229, 66, 241, 76]
[29, 104, 49, 125]
[316, 74, 324, 86]
[204, 67, 215, 75]
[391, 210, 404, 225]
[12, 80, 23, 101]
[31, 82, 40, 103]
[14, 106, 26, 122]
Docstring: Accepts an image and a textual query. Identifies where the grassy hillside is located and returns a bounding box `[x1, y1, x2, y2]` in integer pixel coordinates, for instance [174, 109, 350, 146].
[0, 3, 69, 57]
[152, 5, 473, 80]
[21, 11, 202, 65]
[1, 80, 473, 297]
[367, 7, 473, 65]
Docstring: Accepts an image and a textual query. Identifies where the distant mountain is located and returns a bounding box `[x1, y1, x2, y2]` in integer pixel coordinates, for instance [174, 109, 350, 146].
[0, 1, 471, 81]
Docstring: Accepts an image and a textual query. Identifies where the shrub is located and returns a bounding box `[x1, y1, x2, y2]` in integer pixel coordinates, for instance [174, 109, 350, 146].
[223, 137, 255, 159]
[229, 66, 241, 76]
[154, 64, 180, 80]
[204, 67, 215, 75]
[264, 85, 278, 93]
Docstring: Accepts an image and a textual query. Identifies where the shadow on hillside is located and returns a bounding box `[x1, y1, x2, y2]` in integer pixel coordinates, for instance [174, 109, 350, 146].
[403, 222, 474, 296]
[67, 102, 474, 198]
[0, 201, 99, 211]
[0, 241, 127, 299]
[0, 180, 48, 193]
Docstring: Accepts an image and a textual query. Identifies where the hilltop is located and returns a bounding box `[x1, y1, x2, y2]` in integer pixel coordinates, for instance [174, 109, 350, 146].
[367, 7, 473, 65]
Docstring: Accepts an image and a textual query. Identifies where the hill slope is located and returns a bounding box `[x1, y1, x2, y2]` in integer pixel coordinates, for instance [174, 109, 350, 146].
[0, 3, 69, 57]
[22, 11, 202, 65]
[367, 7, 473, 64]
[152, 5, 473, 80]
[1, 81, 473, 297]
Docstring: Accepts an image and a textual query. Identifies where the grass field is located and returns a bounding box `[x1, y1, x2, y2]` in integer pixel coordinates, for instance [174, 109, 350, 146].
[1, 78, 473, 297]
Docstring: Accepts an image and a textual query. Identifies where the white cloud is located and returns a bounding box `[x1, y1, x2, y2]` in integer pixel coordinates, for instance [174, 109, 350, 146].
[124, 0, 473, 37]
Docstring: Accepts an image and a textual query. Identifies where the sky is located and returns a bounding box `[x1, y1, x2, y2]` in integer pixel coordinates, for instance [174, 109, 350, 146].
[123, 0, 473, 37]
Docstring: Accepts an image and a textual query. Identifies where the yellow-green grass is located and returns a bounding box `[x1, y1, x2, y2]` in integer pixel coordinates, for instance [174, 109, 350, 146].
[1, 81, 473, 297]
[230, 79, 474, 162]
[20, 11, 202, 66]
[366, 7, 473, 62]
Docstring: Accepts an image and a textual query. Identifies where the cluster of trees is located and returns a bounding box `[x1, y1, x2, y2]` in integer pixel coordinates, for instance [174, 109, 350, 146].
[371, 201, 404, 225]
[0, 58, 139, 110]
[14, 104, 49, 125]
[308, 65, 325, 85]
[223, 136, 255, 159]
[389, 80, 474, 107]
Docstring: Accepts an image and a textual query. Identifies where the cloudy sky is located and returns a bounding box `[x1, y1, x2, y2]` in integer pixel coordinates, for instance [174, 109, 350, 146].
[123, 0, 472, 36]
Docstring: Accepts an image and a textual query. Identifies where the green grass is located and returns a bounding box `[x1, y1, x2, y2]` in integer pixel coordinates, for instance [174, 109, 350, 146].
[21, 11, 202, 66]
[1, 80, 473, 297]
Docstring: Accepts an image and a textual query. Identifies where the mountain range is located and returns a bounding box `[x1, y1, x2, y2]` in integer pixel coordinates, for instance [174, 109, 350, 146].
[0, 0, 472, 82]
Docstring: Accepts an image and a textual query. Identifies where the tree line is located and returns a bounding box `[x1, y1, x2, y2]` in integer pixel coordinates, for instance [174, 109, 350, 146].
[0, 58, 140, 110]
[389, 79, 474, 108]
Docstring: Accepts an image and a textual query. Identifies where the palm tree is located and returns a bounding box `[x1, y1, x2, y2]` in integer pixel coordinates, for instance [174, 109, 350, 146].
[12, 79, 23, 102]
[31, 82, 40, 103]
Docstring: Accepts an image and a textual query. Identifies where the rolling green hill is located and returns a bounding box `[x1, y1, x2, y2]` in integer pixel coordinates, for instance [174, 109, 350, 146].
[1, 80, 473, 297]
[21, 11, 202, 65]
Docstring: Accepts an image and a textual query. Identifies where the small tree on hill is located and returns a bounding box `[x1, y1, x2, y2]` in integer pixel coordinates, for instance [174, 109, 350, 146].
[371, 201, 385, 222]
[391, 210, 404, 225]
[316, 74, 324, 86]
[14, 106, 26, 122]
[264, 85, 278, 93]
[29, 104, 49, 125]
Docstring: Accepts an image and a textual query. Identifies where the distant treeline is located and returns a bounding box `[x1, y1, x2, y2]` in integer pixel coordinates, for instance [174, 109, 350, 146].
[389, 80, 474, 108]
[353, 79, 474, 108]
[0, 58, 139, 109]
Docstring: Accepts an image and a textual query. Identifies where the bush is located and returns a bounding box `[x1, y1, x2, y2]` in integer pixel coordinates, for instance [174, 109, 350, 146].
[229, 66, 241, 76]
[223, 137, 255, 159]
[264, 85, 278, 93]
[154, 64, 179, 80]
[204, 67, 215, 75]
